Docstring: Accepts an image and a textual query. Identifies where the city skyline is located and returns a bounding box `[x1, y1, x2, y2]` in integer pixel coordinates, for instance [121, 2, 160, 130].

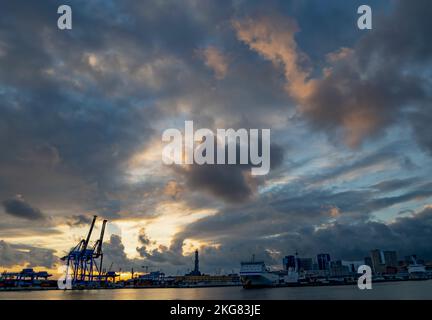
[1, 0, 432, 277]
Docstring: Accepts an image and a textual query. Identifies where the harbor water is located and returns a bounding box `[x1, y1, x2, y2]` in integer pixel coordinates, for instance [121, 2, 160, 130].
[1, 280, 432, 300]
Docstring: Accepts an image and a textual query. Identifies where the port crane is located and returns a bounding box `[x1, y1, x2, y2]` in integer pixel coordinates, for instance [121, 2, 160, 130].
[61, 215, 108, 287]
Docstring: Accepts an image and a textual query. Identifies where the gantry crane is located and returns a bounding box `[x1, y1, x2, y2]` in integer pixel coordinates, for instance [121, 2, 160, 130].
[61, 215, 108, 287]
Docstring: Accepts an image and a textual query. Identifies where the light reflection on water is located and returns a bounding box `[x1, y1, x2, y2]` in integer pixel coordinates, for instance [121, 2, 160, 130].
[1, 280, 432, 300]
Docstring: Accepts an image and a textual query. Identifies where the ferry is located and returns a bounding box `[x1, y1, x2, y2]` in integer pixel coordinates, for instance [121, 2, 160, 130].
[408, 257, 427, 280]
[240, 256, 299, 288]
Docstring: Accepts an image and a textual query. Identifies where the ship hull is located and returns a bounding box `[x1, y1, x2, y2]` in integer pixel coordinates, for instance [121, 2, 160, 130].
[240, 272, 282, 288]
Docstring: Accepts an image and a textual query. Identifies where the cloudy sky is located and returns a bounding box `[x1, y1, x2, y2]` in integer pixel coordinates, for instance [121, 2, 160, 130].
[1, 0, 432, 276]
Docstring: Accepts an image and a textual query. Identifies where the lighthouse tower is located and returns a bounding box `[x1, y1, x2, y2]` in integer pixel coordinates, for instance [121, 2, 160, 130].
[188, 249, 201, 276]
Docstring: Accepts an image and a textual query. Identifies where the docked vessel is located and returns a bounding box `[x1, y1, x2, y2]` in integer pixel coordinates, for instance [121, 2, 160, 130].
[240, 256, 299, 288]
[407, 256, 427, 280]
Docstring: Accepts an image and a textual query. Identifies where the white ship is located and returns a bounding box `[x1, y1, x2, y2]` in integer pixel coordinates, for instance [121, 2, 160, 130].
[407, 256, 427, 279]
[240, 256, 299, 288]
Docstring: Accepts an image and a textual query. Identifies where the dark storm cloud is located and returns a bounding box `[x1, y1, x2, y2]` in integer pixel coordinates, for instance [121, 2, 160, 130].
[410, 109, 432, 155]
[174, 142, 284, 203]
[0, 0, 291, 224]
[178, 164, 254, 203]
[137, 228, 152, 247]
[101, 231, 191, 273]
[0, 240, 57, 268]
[296, 206, 432, 260]
[164, 176, 432, 269]
[163, 206, 432, 271]
[234, 0, 432, 148]
[315, 0, 432, 148]
[137, 244, 187, 267]
[271, 180, 432, 223]
[102, 0, 432, 271]
[2, 197, 45, 220]
[99, 197, 432, 273]
[370, 178, 421, 193]
[0, 0, 431, 273]
[301, 149, 409, 187]
[0, 0, 163, 219]
[0, 0, 429, 212]
[65, 214, 93, 227]
[367, 186, 432, 212]
[102, 234, 134, 270]
[136, 228, 187, 267]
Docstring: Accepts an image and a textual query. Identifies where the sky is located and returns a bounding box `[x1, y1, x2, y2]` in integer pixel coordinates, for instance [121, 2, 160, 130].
[1, 0, 432, 276]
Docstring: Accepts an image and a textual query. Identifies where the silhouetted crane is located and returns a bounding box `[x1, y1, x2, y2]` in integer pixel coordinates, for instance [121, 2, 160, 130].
[61, 216, 108, 288]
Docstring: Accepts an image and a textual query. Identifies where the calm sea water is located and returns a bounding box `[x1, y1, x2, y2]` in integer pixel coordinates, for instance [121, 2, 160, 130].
[1, 280, 432, 300]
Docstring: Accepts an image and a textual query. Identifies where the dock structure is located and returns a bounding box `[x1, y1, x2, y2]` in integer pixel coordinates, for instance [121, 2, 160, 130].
[0, 268, 54, 289]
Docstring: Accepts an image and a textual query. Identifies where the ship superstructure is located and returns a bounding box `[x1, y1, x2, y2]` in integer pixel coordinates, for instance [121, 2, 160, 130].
[240, 254, 299, 288]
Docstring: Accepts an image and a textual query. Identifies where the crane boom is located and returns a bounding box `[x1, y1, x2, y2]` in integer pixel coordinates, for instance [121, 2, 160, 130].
[82, 215, 97, 253]
[96, 219, 108, 256]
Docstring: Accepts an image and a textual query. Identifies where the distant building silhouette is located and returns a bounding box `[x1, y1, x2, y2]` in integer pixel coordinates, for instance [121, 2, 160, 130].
[370, 249, 398, 274]
[317, 253, 331, 270]
[283, 255, 296, 271]
[384, 251, 398, 268]
[370, 249, 386, 274]
[364, 256, 373, 269]
[298, 258, 313, 271]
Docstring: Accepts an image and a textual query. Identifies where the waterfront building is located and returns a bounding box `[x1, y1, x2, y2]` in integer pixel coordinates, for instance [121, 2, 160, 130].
[364, 256, 373, 269]
[298, 258, 313, 271]
[370, 249, 386, 274]
[317, 253, 331, 270]
[370, 249, 398, 274]
[384, 251, 398, 268]
[175, 274, 240, 286]
[341, 260, 364, 273]
[329, 260, 350, 277]
[283, 255, 296, 271]
[126, 271, 167, 287]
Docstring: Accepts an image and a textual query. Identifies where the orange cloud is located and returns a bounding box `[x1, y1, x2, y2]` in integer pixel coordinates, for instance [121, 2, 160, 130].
[200, 46, 229, 79]
[233, 15, 382, 148]
[233, 16, 315, 102]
